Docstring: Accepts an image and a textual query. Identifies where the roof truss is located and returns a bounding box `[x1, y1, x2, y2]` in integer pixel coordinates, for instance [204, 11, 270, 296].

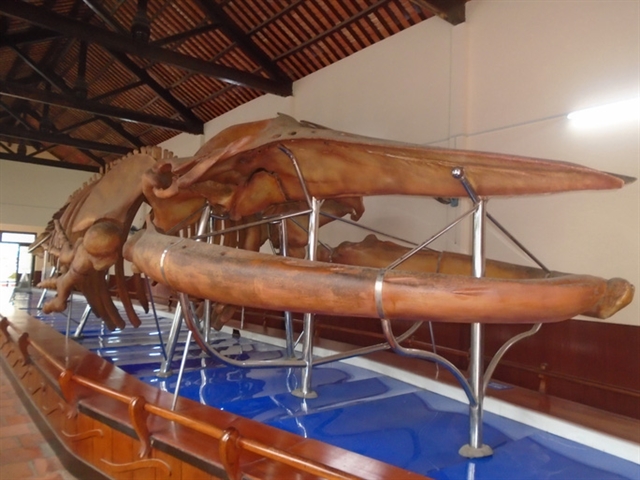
[0, 0, 466, 170]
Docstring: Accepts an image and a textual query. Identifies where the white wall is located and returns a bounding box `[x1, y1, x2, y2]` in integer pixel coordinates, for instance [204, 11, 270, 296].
[0, 160, 93, 233]
[162, 1, 639, 326]
[158, 132, 203, 158]
[463, 0, 639, 326]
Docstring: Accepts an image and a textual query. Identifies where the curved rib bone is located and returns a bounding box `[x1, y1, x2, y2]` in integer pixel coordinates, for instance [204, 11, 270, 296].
[124, 226, 625, 325]
[327, 235, 634, 319]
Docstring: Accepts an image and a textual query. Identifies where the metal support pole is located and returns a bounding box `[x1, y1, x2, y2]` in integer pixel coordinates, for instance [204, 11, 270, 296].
[65, 293, 74, 338]
[280, 219, 296, 358]
[37, 260, 55, 310]
[292, 197, 322, 399]
[72, 305, 92, 339]
[197, 205, 212, 344]
[145, 275, 167, 361]
[41, 249, 49, 282]
[157, 303, 182, 377]
[460, 197, 493, 458]
[171, 329, 192, 411]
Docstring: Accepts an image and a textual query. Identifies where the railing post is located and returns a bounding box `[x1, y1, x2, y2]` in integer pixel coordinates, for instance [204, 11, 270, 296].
[58, 369, 78, 418]
[129, 396, 151, 458]
[219, 427, 242, 480]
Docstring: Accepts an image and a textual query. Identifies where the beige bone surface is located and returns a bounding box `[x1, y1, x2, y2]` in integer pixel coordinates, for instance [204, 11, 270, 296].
[124, 225, 625, 325]
[144, 115, 631, 223]
[325, 235, 634, 320]
[35, 148, 175, 327]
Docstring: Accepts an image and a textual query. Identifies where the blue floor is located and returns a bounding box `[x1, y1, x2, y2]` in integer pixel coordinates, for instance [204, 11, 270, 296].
[14, 291, 640, 480]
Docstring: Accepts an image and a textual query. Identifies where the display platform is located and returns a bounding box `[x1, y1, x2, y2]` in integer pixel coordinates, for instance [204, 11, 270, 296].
[3, 289, 640, 480]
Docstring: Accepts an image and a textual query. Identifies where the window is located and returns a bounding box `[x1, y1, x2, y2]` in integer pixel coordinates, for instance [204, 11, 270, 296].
[1, 232, 36, 244]
[0, 231, 36, 288]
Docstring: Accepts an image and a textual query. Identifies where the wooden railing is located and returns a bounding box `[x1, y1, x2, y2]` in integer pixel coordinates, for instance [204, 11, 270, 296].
[0, 316, 364, 480]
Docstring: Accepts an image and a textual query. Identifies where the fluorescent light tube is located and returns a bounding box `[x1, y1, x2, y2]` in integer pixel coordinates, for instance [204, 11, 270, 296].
[568, 98, 639, 126]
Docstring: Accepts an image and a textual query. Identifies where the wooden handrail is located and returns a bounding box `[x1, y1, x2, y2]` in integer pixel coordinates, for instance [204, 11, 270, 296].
[0, 317, 365, 480]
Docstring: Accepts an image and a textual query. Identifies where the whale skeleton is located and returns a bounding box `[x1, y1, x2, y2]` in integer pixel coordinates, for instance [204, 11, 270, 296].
[32, 115, 635, 458]
[32, 115, 634, 330]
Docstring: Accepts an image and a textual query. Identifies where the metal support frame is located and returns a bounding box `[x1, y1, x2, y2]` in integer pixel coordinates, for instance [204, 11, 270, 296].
[155, 152, 546, 460]
[180, 291, 422, 371]
[460, 195, 493, 458]
[158, 204, 212, 376]
[376, 167, 546, 458]
[158, 204, 313, 378]
[170, 147, 423, 385]
[156, 302, 182, 378]
[279, 219, 296, 359]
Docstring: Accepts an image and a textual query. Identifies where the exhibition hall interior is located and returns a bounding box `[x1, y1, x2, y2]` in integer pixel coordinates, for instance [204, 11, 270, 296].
[0, 1, 638, 479]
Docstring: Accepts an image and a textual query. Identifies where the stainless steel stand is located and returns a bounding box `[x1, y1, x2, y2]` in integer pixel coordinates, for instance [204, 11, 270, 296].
[65, 293, 74, 338]
[145, 274, 168, 361]
[375, 167, 545, 458]
[37, 262, 55, 310]
[72, 305, 92, 339]
[160, 153, 545, 454]
[279, 220, 296, 359]
[459, 190, 493, 458]
[156, 303, 183, 377]
[292, 197, 322, 399]
[157, 205, 212, 377]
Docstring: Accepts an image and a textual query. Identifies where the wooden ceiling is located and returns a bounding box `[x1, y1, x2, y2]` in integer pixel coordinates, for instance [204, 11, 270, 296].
[0, 0, 467, 172]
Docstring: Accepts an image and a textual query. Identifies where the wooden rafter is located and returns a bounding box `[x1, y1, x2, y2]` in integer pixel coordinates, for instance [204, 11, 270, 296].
[0, 124, 130, 155]
[0, 0, 293, 96]
[0, 80, 202, 134]
[0, 151, 101, 172]
[193, 0, 290, 83]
